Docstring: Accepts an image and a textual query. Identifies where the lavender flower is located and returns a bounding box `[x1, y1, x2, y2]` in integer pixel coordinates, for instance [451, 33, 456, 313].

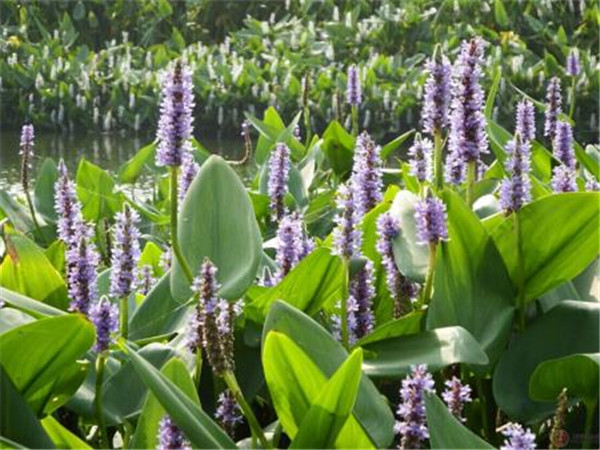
[348, 259, 376, 340]
[500, 423, 536, 450]
[441, 377, 472, 422]
[515, 100, 536, 143]
[414, 196, 448, 245]
[347, 64, 362, 107]
[215, 390, 243, 436]
[67, 235, 100, 315]
[274, 212, 313, 282]
[394, 365, 435, 450]
[376, 213, 418, 317]
[408, 135, 434, 183]
[178, 152, 199, 204]
[157, 416, 190, 450]
[109, 204, 141, 299]
[267, 143, 291, 221]
[55, 160, 87, 246]
[332, 183, 361, 258]
[156, 60, 194, 167]
[19, 124, 34, 192]
[444, 149, 467, 185]
[138, 264, 155, 295]
[161, 247, 172, 273]
[549, 389, 568, 450]
[422, 46, 452, 135]
[551, 165, 577, 193]
[350, 131, 383, 217]
[552, 121, 575, 170]
[586, 179, 600, 191]
[89, 296, 118, 352]
[448, 37, 488, 165]
[566, 48, 581, 77]
[543, 77, 562, 141]
[499, 135, 532, 213]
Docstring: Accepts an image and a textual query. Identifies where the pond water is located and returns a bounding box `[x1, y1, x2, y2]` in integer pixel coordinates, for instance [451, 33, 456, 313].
[0, 129, 244, 197]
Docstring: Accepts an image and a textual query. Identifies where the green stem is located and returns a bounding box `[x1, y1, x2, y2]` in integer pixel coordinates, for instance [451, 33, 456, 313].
[420, 243, 437, 306]
[340, 257, 351, 349]
[24, 189, 47, 245]
[194, 349, 203, 388]
[582, 399, 597, 449]
[119, 296, 128, 339]
[304, 105, 312, 147]
[515, 213, 526, 331]
[95, 353, 109, 449]
[466, 160, 476, 207]
[351, 105, 358, 137]
[271, 422, 282, 448]
[569, 76, 577, 120]
[476, 376, 491, 440]
[223, 370, 272, 449]
[434, 128, 444, 191]
[170, 168, 194, 284]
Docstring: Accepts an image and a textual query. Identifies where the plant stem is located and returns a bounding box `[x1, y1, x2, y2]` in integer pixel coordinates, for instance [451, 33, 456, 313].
[95, 353, 109, 449]
[434, 128, 444, 191]
[271, 422, 282, 448]
[420, 243, 437, 306]
[514, 213, 526, 331]
[304, 105, 312, 147]
[351, 105, 358, 137]
[170, 167, 194, 284]
[569, 76, 577, 120]
[476, 376, 491, 440]
[582, 399, 597, 449]
[194, 349, 203, 388]
[466, 160, 476, 207]
[223, 370, 271, 449]
[119, 296, 128, 339]
[24, 189, 47, 245]
[340, 257, 350, 349]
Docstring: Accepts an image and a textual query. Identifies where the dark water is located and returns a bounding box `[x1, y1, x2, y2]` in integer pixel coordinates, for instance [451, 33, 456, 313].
[0, 130, 244, 196]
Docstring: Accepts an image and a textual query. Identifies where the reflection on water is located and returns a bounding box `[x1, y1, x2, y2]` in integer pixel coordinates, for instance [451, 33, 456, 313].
[0, 130, 244, 197]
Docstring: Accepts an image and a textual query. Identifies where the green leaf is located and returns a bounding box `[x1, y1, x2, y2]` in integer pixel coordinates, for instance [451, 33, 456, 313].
[0, 232, 68, 310]
[118, 141, 157, 184]
[0, 308, 35, 333]
[354, 311, 424, 347]
[529, 353, 599, 405]
[0, 315, 94, 415]
[361, 326, 488, 378]
[0, 190, 34, 233]
[493, 301, 599, 422]
[494, 0, 509, 27]
[290, 348, 364, 449]
[381, 130, 415, 159]
[171, 156, 262, 300]
[248, 108, 303, 164]
[42, 360, 90, 416]
[485, 66, 501, 119]
[490, 193, 600, 302]
[121, 342, 236, 449]
[41, 416, 91, 449]
[321, 120, 356, 177]
[425, 393, 494, 449]
[427, 190, 515, 364]
[0, 288, 65, 318]
[0, 366, 54, 449]
[263, 301, 395, 448]
[34, 158, 59, 222]
[131, 357, 201, 449]
[76, 158, 123, 221]
[246, 247, 343, 322]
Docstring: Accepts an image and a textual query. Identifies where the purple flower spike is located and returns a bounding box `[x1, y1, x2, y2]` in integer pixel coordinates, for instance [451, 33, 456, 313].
[138, 264, 155, 295]
[109, 204, 141, 299]
[268, 143, 291, 222]
[156, 60, 195, 167]
[414, 196, 448, 245]
[19, 124, 35, 191]
[351, 131, 383, 217]
[215, 390, 243, 436]
[551, 166, 577, 193]
[89, 296, 118, 352]
[499, 135, 532, 213]
[55, 160, 87, 246]
[349, 259, 376, 340]
[543, 77, 562, 141]
[422, 47, 452, 135]
[500, 423, 536, 450]
[376, 213, 418, 317]
[515, 100, 536, 143]
[586, 179, 600, 191]
[67, 235, 100, 316]
[394, 364, 435, 450]
[408, 135, 434, 183]
[332, 183, 361, 259]
[274, 212, 313, 283]
[347, 64, 362, 107]
[444, 149, 467, 185]
[552, 121, 575, 170]
[566, 49, 581, 77]
[178, 152, 199, 204]
[442, 376, 472, 422]
[157, 416, 190, 450]
[448, 37, 488, 164]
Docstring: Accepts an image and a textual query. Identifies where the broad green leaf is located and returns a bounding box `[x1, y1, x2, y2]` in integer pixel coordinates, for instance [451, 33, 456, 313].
[321, 120, 355, 177]
[42, 360, 90, 416]
[0, 308, 35, 333]
[131, 357, 200, 449]
[0, 190, 34, 233]
[381, 129, 415, 159]
[0, 288, 65, 318]
[485, 65, 501, 119]
[494, 0, 509, 27]
[121, 342, 236, 449]
[41, 416, 91, 449]
[354, 310, 423, 347]
[171, 156, 262, 300]
[490, 193, 599, 302]
[119, 141, 157, 184]
[0, 315, 94, 415]
[425, 393, 494, 449]
[291, 349, 364, 449]
[34, 157, 59, 222]
[0, 231, 68, 309]
[76, 158, 123, 221]
[246, 247, 343, 322]
[248, 108, 303, 164]
[361, 326, 488, 377]
[0, 366, 54, 449]
[427, 190, 515, 364]
[493, 301, 599, 422]
[529, 353, 599, 405]
[263, 301, 395, 448]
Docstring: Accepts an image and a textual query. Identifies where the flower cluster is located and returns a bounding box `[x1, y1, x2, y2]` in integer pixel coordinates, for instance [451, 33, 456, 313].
[346, 64, 362, 107]
[215, 390, 243, 437]
[566, 49, 580, 77]
[274, 212, 313, 283]
[441, 376, 472, 422]
[543, 77, 562, 141]
[350, 131, 383, 216]
[67, 235, 100, 315]
[515, 100, 536, 143]
[422, 47, 452, 135]
[414, 196, 449, 245]
[89, 296, 118, 352]
[178, 152, 199, 204]
[551, 165, 577, 193]
[267, 143, 291, 222]
[408, 134, 434, 183]
[109, 204, 141, 299]
[156, 60, 195, 167]
[19, 123, 35, 192]
[55, 160, 87, 246]
[348, 259, 376, 342]
[499, 135, 532, 213]
[552, 121, 575, 170]
[500, 423, 536, 450]
[157, 416, 190, 450]
[138, 265, 155, 296]
[332, 183, 362, 258]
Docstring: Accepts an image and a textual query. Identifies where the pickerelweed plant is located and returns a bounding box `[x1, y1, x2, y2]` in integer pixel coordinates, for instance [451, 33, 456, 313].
[0, 21, 599, 450]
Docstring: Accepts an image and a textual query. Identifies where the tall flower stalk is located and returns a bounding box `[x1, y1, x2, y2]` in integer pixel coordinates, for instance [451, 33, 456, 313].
[566, 48, 580, 119]
[267, 143, 291, 222]
[543, 77, 562, 142]
[347, 64, 362, 136]
[302, 71, 312, 145]
[19, 123, 45, 242]
[350, 131, 383, 217]
[408, 134, 434, 190]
